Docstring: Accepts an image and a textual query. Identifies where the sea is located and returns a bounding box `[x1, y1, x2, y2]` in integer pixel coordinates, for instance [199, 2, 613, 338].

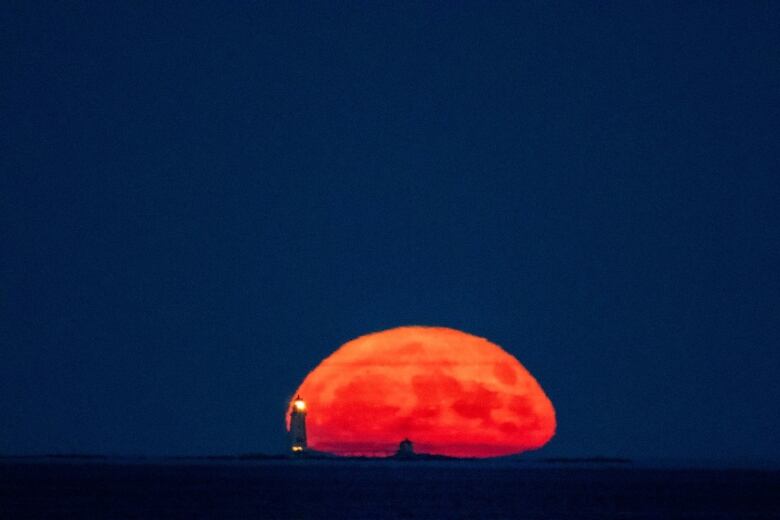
[1, 457, 778, 518]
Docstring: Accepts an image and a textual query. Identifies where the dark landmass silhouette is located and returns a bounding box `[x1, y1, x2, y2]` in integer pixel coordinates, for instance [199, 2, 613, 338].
[538, 456, 632, 465]
[1, 453, 111, 460]
[0, 451, 633, 464]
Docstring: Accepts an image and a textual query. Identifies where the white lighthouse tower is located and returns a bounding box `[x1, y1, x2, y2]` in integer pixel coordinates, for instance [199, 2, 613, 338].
[289, 395, 307, 453]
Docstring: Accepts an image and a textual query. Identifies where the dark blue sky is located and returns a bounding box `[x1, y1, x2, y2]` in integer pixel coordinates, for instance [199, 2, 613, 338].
[2, 2, 779, 460]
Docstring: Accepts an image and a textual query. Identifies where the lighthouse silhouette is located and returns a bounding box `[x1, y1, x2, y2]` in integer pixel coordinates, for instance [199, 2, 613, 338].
[289, 395, 307, 453]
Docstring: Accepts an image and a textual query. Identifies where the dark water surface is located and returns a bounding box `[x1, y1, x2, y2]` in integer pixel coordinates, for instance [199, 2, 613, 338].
[1, 460, 778, 518]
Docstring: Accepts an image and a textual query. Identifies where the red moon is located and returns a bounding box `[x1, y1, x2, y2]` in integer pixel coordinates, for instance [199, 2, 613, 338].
[289, 326, 556, 458]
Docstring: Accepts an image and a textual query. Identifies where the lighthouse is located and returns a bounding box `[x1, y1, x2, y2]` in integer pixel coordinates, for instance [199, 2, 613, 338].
[289, 395, 307, 453]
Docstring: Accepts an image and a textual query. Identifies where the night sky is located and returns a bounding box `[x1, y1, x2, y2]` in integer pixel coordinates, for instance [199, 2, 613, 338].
[2, 3, 779, 461]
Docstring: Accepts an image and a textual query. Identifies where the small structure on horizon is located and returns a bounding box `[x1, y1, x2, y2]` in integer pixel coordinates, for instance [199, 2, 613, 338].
[396, 438, 414, 457]
[289, 395, 307, 453]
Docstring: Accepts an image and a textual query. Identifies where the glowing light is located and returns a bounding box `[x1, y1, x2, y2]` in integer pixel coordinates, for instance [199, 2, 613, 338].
[288, 326, 556, 458]
[293, 398, 306, 412]
[291, 446, 304, 452]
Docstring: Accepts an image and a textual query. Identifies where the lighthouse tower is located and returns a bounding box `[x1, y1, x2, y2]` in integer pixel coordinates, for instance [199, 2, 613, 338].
[289, 395, 307, 453]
